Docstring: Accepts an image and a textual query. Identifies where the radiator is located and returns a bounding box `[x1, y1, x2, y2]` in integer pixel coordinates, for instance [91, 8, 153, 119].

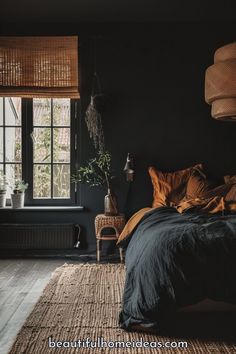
[0, 224, 80, 249]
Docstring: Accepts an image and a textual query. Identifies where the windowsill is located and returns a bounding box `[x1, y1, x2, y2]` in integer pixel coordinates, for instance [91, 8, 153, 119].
[0, 206, 84, 211]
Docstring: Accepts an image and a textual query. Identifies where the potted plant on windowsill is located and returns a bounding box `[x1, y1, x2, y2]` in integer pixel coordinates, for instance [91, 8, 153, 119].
[11, 180, 29, 209]
[0, 174, 8, 208]
[72, 150, 118, 216]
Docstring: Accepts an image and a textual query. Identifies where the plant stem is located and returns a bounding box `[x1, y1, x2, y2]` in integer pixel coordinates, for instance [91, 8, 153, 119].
[104, 172, 110, 191]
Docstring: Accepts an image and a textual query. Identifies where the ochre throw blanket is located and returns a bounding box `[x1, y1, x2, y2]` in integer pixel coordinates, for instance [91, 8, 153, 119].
[117, 208, 153, 245]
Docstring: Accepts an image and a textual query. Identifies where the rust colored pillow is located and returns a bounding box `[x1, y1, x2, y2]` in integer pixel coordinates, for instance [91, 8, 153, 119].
[186, 170, 236, 201]
[224, 175, 236, 184]
[148, 163, 203, 208]
[222, 176, 236, 201]
[185, 169, 212, 200]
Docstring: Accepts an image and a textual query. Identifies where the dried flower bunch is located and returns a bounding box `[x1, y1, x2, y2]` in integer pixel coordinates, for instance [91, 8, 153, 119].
[84, 71, 106, 151]
[85, 95, 105, 151]
[73, 72, 115, 194]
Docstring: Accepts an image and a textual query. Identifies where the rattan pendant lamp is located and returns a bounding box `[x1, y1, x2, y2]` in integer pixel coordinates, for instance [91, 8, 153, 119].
[205, 42, 236, 121]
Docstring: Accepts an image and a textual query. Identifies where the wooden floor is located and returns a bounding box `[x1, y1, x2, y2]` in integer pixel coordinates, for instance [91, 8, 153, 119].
[1, 259, 236, 354]
[0, 259, 69, 354]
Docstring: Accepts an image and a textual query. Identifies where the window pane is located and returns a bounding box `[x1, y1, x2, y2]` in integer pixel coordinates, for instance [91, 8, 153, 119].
[0, 165, 4, 184]
[6, 164, 22, 198]
[33, 128, 51, 163]
[33, 164, 51, 198]
[53, 164, 70, 198]
[53, 99, 70, 126]
[0, 98, 3, 125]
[0, 128, 3, 162]
[5, 98, 21, 125]
[33, 98, 51, 126]
[5, 127, 22, 162]
[53, 128, 70, 163]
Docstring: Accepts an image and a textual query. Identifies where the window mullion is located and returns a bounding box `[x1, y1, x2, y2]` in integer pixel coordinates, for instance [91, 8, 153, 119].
[70, 99, 76, 204]
[22, 98, 33, 204]
[3, 99, 5, 175]
[51, 98, 53, 199]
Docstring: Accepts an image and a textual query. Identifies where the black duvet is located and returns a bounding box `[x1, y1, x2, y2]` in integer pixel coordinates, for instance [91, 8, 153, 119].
[119, 207, 236, 330]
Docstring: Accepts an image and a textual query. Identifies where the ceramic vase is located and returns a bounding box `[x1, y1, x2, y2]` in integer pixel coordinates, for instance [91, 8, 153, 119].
[104, 189, 118, 216]
[11, 192, 25, 209]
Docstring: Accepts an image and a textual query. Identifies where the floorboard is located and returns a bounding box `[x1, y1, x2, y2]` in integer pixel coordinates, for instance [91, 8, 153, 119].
[0, 259, 69, 354]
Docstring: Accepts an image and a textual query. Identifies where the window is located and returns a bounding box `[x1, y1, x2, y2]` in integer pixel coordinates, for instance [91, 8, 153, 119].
[32, 98, 71, 200]
[0, 36, 79, 205]
[0, 98, 22, 198]
[0, 97, 79, 205]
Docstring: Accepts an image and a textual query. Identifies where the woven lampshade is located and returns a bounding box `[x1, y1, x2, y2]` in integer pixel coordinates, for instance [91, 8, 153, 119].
[205, 42, 236, 121]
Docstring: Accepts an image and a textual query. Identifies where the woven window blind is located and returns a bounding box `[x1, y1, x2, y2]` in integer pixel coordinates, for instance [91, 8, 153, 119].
[0, 36, 79, 98]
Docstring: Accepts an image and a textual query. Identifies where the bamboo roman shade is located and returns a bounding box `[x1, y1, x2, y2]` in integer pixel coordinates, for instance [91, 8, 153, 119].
[0, 36, 79, 98]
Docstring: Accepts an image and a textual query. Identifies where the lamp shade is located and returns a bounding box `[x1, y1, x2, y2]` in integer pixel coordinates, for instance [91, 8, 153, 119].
[205, 42, 236, 121]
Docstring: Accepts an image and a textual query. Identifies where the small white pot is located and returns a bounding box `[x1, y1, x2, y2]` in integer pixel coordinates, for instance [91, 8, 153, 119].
[11, 192, 25, 209]
[0, 192, 7, 208]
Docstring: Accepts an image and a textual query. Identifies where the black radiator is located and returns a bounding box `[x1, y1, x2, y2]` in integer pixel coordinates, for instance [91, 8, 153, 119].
[0, 224, 80, 249]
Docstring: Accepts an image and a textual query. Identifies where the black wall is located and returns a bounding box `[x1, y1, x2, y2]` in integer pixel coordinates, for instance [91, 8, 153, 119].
[0, 23, 236, 251]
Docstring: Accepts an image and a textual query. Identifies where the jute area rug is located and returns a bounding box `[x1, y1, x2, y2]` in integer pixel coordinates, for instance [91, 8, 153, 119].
[9, 263, 236, 354]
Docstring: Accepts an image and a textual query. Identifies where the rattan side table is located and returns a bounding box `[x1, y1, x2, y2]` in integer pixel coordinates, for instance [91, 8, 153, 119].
[95, 213, 126, 262]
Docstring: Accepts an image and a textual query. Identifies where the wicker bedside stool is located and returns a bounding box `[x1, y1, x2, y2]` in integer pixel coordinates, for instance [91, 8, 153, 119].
[95, 213, 125, 262]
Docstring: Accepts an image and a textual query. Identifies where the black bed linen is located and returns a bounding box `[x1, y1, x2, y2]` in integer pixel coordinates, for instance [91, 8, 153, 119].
[119, 207, 236, 331]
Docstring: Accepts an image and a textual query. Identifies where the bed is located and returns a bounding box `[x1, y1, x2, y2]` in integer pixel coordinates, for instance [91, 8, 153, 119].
[117, 164, 236, 332]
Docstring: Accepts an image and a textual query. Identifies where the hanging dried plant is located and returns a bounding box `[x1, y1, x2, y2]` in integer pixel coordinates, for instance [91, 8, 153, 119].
[85, 94, 105, 151]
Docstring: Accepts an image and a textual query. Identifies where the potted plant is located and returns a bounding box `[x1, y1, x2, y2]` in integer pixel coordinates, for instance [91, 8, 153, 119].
[72, 150, 118, 216]
[0, 173, 8, 208]
[11, 180, 28, 209]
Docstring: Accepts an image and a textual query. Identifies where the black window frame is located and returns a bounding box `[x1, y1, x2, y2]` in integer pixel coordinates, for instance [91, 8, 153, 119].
[21, 98, 79, 206]
[0, 97, 23, 197]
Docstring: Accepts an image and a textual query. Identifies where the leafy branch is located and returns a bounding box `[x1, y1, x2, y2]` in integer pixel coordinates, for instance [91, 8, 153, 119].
[72, 150, 114, 190]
